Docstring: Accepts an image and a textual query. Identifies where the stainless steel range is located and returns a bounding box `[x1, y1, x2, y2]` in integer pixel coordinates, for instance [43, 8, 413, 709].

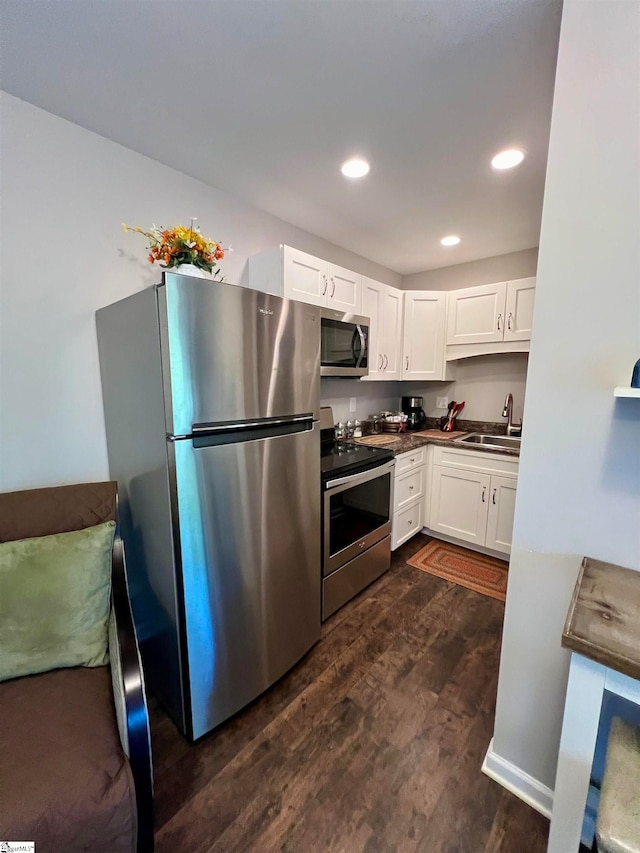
[320, 407, 394, 620]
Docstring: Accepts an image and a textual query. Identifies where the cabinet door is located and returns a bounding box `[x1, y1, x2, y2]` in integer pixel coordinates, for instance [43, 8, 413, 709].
[429, 465, 490, 546]
[381, 285, 404, 380]
[446, 282, 507, 344]
[402, 291, 447, 380]
[504, 277, 536, 341]
[360, 278, 384, 381]
[327, 264, 361, 313]
[485, 475, 518, 555]
[283, 246, 327, 306]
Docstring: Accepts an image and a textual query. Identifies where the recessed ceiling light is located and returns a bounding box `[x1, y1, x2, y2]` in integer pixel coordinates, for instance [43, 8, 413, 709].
[440, 235, 461, 246]
[341, 158, 370, 178]
[491, 148, 525, 170]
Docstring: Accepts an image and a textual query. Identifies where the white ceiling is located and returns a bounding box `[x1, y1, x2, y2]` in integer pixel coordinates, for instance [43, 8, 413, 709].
[0, 0, 562, 275]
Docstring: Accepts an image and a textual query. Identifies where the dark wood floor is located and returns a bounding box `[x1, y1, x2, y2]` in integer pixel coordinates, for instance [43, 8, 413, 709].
[150, 534, 549, 852]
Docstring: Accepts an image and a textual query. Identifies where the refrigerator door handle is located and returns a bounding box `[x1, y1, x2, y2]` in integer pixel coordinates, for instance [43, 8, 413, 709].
[192, 414, 314, 435]
[192, 415, 315, 448]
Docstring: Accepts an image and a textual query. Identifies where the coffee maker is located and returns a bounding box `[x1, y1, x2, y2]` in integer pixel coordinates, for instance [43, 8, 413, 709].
[401, 396, 426, 431]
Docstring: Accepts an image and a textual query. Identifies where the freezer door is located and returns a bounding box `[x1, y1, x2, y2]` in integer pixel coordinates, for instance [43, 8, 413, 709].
[159, 274, 321, 436]
[172, 425, 321, 739]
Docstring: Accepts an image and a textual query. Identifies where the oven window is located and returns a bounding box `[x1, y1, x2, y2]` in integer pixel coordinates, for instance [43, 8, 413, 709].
[329, 472, 390, 556]
[321, 318, 368, 368]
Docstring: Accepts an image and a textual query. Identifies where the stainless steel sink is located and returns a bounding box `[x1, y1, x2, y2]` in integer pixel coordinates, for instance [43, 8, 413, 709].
[454, 433, 521, 452]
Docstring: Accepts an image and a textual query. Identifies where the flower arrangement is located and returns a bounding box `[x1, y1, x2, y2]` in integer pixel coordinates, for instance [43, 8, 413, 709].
[122, 218, 225, 277]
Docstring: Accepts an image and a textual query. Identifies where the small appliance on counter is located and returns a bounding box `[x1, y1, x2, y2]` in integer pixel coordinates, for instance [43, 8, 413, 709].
[401, 396, 426, 431]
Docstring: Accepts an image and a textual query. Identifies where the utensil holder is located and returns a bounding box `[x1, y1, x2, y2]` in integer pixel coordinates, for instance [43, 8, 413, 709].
[440, 416, 456, 432]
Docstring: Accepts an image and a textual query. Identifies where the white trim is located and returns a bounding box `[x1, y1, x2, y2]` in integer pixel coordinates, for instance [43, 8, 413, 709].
[482, 738, 554, 818]
[445, 340, 530, 361]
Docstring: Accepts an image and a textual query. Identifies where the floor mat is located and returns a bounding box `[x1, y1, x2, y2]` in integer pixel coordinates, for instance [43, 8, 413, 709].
[407, 539, 508, 602]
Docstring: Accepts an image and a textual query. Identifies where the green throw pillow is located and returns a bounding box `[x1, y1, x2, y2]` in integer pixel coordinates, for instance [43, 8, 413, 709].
[0, 520, 115, 682]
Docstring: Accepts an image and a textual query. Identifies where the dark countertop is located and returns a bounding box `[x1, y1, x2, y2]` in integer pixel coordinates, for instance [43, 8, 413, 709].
[562, 557, 640, 681]
[347, 419, 521, 458]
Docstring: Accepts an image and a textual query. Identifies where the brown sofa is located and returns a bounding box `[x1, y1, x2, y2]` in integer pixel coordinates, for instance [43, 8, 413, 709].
[0, 482, 154, 852]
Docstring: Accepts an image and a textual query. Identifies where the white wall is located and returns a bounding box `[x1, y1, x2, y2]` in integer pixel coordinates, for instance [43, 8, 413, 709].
[492, 0, 640, 800]
[0, 94, 400, 492]
[432, 354, 528, 423]
[402, 247, 538, 292]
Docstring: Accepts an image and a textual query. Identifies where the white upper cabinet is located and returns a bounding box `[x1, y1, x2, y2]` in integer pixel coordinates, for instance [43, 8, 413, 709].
[327, 263, 361, 314]
[504, 277, 536, 341]
[282, 246, 327, 306]
[446, 277, 536, 351]
[383, 285, 403, 379]
[249, 245, 361, 312]
[402, 291, 453, 381]
[446, 282, 507, 345]
[361, 278, 403, 382]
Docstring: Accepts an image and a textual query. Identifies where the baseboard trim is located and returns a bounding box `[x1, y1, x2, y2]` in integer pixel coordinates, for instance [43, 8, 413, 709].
[482, 738, 554, 819]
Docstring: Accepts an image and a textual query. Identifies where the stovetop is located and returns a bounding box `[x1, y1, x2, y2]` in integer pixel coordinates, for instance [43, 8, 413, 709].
[320, 438, 394, 483]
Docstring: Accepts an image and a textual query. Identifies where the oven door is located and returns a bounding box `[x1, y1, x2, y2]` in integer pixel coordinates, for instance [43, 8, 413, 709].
[323, 461, 394, 577]
[320, 309, 369, 377]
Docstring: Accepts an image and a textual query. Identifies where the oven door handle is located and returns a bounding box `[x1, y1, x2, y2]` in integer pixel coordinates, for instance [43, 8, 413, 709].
[325, 460, 395, 491]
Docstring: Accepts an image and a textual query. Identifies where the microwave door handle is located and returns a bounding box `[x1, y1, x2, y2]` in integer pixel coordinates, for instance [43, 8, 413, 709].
[354, 325, 366, 367]
[351, 328, 361, 366]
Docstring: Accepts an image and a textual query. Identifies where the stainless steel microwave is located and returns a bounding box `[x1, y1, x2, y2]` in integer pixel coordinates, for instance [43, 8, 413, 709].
[320, 308, 369, 377]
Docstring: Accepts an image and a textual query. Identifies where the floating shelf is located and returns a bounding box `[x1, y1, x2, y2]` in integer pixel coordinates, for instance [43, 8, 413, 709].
[614, 387, 640, 398]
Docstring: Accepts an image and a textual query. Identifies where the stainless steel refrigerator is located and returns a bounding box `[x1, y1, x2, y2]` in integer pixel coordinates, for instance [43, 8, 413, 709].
[96, 273, 321, 740]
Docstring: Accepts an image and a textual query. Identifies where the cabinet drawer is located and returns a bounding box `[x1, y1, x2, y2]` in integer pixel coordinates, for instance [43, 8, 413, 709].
[392, 499, 423, 550]
[395, 447, 426, 475]
[394, 466, 425, 511]
[432, 445, 519, 477]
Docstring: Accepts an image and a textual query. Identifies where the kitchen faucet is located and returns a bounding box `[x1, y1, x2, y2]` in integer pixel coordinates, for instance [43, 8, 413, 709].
[502, 393, 522, 437]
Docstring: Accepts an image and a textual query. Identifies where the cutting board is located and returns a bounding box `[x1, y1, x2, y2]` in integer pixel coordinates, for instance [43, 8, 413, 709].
[412, 429, 465, 439]
[356, 434, 400, 446]
[356, 430, 465, 446]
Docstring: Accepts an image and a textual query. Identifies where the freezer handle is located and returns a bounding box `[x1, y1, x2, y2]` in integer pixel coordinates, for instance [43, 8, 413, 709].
[191, 414, 315, 447]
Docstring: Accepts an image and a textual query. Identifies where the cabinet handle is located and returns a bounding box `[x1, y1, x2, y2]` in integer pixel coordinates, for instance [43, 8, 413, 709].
[409, 485, 414, 491]
[482, 486, 486, 503]
[383, 354, 388, 370]
[331, 277, 336, 297]
[492, 488, 496, 505]
[405, 356, 409, 370]
[322, 274, 328, 296]
[378, 354, 383, 369]
[507, 312, 513, 331]
[410, 458, 415, 463]
[497, 313, 502, 331]
[408, 519, 413, 525]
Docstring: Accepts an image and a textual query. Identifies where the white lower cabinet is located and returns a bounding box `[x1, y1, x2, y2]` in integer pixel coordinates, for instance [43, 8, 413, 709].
[391, 449, 426, 550]
[430, 466, 490, 547]
[428, 447, 519, 556]
[484, 475, 518, 553]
